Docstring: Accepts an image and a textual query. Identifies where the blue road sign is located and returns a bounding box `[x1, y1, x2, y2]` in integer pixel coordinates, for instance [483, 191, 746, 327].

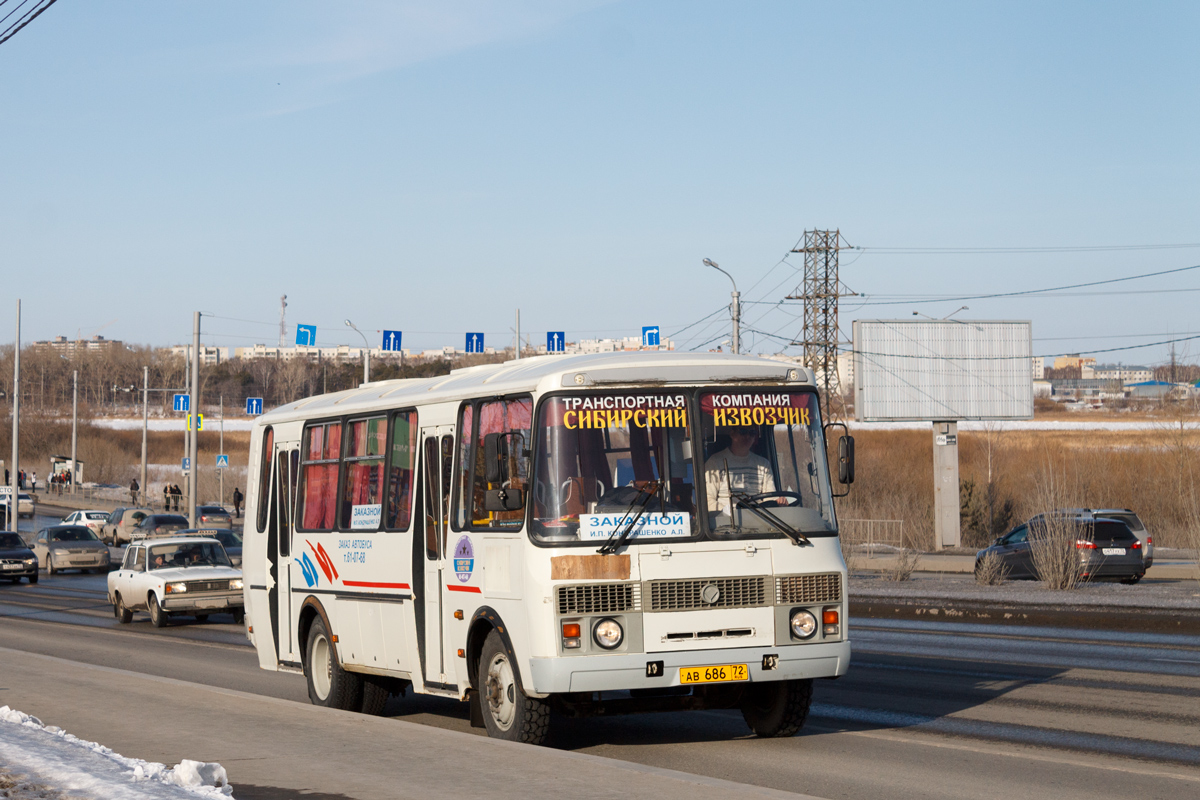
[181, 457, 191, 472]
[187, 414, 204, 431]
[173, 394, 190, 413]
[296, 324, 317, 346]
[246, 397, 264, 416]
[216, 454, 229, 468]
[465, 332, 484, 353]
[382, 330, 403, 352]
[642, 326, 660, 347]
[547, 332, 565, 353]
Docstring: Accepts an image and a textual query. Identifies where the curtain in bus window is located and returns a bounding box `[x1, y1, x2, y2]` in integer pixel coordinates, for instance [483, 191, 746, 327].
[470, 398, 532, 529]
[455, 404, 474, 530]
[300, 422, 341, 531]
[386, 411, 417, 530]
[341, 418, 387, 530]
[256, 427, 273, 533]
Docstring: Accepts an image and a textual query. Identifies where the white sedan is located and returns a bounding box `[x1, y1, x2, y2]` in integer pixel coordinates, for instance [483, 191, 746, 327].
[107, 536, 244, 627]
[62, 510, 110, 536]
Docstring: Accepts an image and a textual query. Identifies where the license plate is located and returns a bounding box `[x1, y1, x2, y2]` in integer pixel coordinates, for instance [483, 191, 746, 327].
[2, 564, 22, 570]
[197, 600, 225, 609]
[679, 664, 749, 684]
[1102, 548, 1126, 556]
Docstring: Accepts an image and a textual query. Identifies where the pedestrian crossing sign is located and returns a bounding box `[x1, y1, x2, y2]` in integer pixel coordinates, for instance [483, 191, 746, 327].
[216, 454, 229, 468]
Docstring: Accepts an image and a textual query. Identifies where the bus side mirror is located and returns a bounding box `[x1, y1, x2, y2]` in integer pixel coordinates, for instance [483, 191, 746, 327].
[838, 435, 855, 485]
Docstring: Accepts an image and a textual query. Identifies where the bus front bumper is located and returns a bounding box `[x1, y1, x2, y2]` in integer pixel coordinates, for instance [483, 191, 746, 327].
[527, 639, 850, 695]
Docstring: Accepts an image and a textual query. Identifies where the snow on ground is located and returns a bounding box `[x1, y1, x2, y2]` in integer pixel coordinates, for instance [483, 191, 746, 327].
[852, 419, 1200, 431]
[0, 707, 233, 800]
[90, 419, 255, 432]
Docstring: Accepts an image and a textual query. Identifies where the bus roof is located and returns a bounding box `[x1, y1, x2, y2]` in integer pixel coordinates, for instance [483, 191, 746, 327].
[255, 352, 814, 426]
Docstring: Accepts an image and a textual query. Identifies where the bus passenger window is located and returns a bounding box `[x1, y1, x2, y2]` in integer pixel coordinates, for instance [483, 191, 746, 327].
[299, 421, 341, 531]
[340, 417, 388, 531]
[385, 411, 417, 530]
[467, 398, 532, 529]
[256, 427, 273, 533]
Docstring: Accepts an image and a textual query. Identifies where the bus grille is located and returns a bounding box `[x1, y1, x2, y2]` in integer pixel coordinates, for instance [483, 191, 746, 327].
[775, 573, 841, 605]
[557, 583, 640, 615]
[648, 577, 767, 611]
[187, 580, 232, 593]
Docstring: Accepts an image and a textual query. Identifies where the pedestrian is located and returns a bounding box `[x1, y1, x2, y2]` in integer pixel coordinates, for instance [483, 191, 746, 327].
[130, 478, 139, 504]
[232, 487, 243, 518]
[164, 484, 171, 510]
[172, 484, 182, 512]
[30, 471, 36, 492]
[18, 470, 25, 490]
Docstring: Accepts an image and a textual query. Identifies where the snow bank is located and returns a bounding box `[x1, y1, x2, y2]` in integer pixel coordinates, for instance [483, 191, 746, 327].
[0, 706, 233, 799]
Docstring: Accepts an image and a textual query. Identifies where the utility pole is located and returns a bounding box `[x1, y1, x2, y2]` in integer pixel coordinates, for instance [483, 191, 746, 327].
[515, 309, 521, 361]
[219, 395, 225, 508]
[70, 370, 78, 496]
[788, 229, 852, 422]
[140, 366, 148, 505]
[9, 300, 20, 529]
[188, 313, 200, 527]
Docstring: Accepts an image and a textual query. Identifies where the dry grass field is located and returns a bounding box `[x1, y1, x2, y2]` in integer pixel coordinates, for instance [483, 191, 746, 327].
[839, 419, 1200, 550]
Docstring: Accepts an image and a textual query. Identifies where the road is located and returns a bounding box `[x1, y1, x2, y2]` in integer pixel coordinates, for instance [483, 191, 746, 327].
[1, 572, 1199, 800]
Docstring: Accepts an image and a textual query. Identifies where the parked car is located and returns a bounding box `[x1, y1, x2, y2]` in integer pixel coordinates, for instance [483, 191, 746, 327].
[62, 510, 111, 537]
[31, 526, 112, 575]
[107, 535, 244, 627]
[132, 514, 190, 537]
[0, 531, 38, 583]
[101, 507, 152, 545]
[976, 514, 1145, 584]
[1078, 509, 1152, 568]
[196, 505, 233, 529]
[0, 492, 35, 521]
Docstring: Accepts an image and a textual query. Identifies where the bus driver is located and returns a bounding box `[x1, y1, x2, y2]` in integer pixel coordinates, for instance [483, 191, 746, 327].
[704, 427, 776, 518]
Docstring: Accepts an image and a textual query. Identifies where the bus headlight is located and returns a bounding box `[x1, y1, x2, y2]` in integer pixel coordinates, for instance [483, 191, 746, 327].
[790, 609, 817, 639]
[593, 618, 624, 650]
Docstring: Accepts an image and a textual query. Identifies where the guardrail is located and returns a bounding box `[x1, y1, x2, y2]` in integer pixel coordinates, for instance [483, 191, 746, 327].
[840, 518, 906, 557]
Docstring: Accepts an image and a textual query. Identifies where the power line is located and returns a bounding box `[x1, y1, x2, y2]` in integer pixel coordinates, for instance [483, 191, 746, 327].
[0, 0, 60, 47]
[854, 243, 1200, 255]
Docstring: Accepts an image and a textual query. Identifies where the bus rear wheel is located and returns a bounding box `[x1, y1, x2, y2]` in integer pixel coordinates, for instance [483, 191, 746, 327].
[478, 629, 549, 745]
[305, 616, 363, 711]
[740, 678, 814, 738]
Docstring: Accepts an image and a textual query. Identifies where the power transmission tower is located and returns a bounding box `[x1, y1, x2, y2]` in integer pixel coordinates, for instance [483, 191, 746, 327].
[787, 229, 852, 422]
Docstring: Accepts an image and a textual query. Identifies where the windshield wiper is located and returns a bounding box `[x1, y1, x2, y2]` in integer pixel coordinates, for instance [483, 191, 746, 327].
[729, 490, 811, 547]
[597, 480, 664, 555]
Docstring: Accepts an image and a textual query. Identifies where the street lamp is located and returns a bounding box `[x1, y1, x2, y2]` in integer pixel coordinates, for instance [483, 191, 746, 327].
[703, 258, 740, 355]
[345, 319, 370, 384]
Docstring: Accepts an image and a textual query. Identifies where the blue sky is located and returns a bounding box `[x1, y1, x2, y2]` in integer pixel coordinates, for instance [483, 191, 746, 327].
[2, 1, 1197, 364]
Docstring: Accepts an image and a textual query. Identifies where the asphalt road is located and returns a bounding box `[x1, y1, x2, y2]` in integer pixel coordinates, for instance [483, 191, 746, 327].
[2, 572, 1199, 800]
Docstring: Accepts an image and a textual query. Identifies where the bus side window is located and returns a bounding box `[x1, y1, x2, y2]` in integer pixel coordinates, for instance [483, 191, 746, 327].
[386, 410, 418, 530]
[256, 427, 273, 533]
[469, 397, 532, 529]
[424, 437, 441, 559]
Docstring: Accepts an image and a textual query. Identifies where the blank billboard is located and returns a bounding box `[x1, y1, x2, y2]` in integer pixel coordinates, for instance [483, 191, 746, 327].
[852, 320, 1033, 421]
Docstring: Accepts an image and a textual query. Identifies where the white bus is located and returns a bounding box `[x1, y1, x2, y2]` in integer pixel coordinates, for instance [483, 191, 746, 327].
[243, 352, 854, 744]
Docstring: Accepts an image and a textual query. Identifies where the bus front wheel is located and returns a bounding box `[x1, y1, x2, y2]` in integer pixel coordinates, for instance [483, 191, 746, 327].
[478, 629, 549, 745]
[305, 616, 363, 711]
[740, 678, 814, 737]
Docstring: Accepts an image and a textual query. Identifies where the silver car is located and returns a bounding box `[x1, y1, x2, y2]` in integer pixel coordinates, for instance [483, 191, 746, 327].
[31, 526, 112, 575]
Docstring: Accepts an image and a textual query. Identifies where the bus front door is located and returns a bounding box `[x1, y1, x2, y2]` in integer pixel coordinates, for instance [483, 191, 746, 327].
[419, 428, 456, 687]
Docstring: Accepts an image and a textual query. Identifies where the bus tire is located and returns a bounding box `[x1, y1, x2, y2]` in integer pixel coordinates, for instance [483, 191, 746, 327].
[478, 629, 549, 745]
[305, 616, 363, 711]
[361, 676, 390, 716]
[740, 678, 813, 738]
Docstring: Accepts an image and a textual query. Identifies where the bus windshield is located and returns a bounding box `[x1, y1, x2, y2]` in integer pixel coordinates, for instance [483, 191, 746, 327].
[531, 392, 698, 544]
[697, 390, 836, 538]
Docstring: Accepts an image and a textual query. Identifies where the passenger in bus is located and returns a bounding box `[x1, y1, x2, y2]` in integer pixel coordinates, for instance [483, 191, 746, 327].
[704, 427, 776, 515]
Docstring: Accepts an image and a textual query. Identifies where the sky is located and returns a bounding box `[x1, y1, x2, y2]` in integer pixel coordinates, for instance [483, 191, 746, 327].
[1, 1, 1198, 365]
